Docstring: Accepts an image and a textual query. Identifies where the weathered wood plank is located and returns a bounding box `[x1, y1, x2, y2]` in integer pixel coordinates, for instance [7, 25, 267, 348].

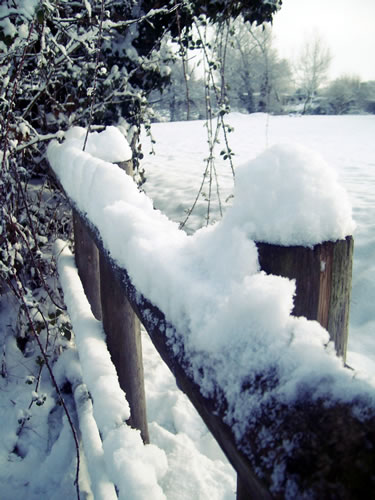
[256, 237, 353, 360]
[237, 474, 258, 500]
[72, 209, 102, 320]
[100, 252, 149, 444]
[327, 237, 354, 359]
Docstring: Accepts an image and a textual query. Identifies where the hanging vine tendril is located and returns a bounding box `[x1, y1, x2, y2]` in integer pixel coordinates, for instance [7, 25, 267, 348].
[179, 17, 235, 230]
[83, 0, 106, 152]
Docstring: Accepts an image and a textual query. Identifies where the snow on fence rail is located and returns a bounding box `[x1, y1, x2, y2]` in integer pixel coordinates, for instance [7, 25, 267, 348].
[48, 127, 375, 499]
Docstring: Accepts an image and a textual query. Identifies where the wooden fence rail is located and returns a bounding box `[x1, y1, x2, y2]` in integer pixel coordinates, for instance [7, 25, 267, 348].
[51, 162, 375, 499]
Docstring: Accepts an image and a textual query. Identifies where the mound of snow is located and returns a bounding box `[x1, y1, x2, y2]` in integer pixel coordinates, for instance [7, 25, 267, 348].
[64, 126, 132, 163]
[226, 143, 355, 246]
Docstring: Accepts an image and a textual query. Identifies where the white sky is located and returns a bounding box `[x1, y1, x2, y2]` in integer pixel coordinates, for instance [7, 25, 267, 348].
[271, 0, 375, 82]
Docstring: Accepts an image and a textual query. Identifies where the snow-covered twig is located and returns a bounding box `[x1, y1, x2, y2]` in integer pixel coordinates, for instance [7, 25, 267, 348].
[83, 0, 105, 152]
[1, 22, 34, 172]
[15, 132, 65, 153]
[102, 4, 181, 30]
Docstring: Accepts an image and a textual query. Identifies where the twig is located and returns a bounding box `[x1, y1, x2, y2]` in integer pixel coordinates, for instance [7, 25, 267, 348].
[194, 19, 235, 177]
[174, 1, 191, 120]
[15, 131, 64, 152]
[102, 4, 181, 30]
[1, 22, 34, 171]
[7, 167, 66, 311]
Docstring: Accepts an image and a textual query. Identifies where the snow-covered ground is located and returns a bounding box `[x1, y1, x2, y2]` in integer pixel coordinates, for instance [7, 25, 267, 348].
[1, 113, 374, 499]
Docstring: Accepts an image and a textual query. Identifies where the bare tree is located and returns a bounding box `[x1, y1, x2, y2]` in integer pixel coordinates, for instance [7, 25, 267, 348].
[295, 34, 332, 114]
[224, 21, 292, 113]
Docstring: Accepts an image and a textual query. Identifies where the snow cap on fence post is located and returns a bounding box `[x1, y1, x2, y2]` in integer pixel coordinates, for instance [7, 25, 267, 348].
[226, 143, 355, 247]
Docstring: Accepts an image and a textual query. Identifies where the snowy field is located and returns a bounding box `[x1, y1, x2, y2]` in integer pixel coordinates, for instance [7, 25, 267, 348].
[140, 113, 375, 375]
[1, 113, 374, 499]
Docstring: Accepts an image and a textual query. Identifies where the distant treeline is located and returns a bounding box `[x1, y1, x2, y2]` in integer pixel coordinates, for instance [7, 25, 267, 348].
[150, 24, 375, 121]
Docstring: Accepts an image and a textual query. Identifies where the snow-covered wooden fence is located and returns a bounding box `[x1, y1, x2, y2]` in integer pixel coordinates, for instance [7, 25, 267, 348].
[71, 206, 358, 499]
[67, 200, 370, 500]
[48, 129, 375, 499]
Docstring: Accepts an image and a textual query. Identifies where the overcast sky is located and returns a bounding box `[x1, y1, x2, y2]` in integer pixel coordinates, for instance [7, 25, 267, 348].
[271, 0, 375, 82]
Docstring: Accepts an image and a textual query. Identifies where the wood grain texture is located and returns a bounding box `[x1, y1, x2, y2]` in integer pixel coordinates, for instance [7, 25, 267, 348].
[100, 253, 149, 444]
[256, 237, 353, 360]
[73, 209, 102, 320]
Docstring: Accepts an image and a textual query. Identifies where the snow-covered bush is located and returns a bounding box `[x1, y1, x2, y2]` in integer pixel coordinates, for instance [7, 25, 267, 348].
[0, 0, 282, 308]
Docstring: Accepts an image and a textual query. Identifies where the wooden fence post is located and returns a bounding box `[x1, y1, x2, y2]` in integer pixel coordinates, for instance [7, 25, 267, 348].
[73, 209, 102, 320]
[256, 236, 353, 360]
[237, 236, 354, 500]
[99, 158, 149, 444]
[99, 254, 149, 444]
[72, 156, 149, 443]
